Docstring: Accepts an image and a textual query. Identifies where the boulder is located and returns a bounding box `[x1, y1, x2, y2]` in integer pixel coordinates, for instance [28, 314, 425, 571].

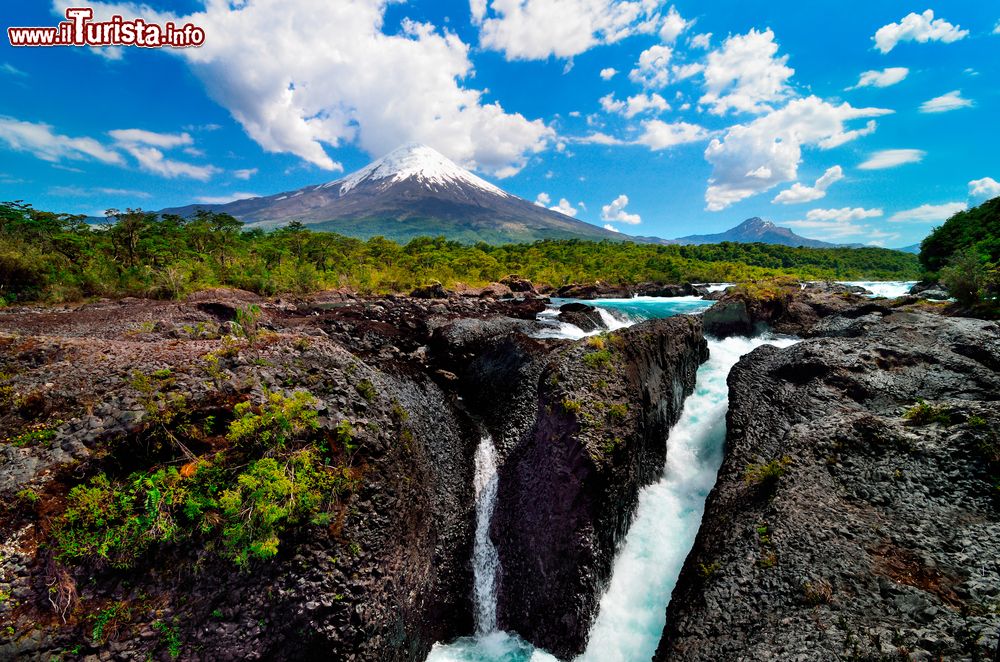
[556, 302, 606, 332]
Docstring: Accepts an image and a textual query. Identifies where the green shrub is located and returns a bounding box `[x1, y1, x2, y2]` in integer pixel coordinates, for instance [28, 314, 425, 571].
[355, 379, 377, 402]
[561, 399, 582, 414]
[583, 349, 613, 369]
[744, 456, 792, 490]
[903, 400, 953, 426]
[227, 390, 319, 449]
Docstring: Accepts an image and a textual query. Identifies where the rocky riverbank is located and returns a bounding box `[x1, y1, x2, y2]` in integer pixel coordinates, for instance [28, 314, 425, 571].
[657, 308, 1000, 660]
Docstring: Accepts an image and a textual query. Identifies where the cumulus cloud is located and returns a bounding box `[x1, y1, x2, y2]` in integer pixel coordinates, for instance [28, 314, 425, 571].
[888, 202, 967, 223]
[969, 177, 1000, 202]
[603, 223, 620, 232]
[234, 168, 258, 180]
[601, 194, 641, 224]
[874, 10, 968, 54]
[772, 165, 844, 204]
[689, 32, 711, 49]
[849, 67, 909, 89]
[574, 132, 626, 145]
[919, 90, 973, 113]
[858, 149, 925, 170]
[599, 67, 618, 80]
[703, 97, 892, 211]
[475, 0, 660, 60]
[700, 29, 794, 115]
[195, 192, 261, 204]
[0, 116, 123, 165]
[535, 191, 579, 217]
[600, 92, 669, 118]
[635, 119, 709, 150]
[629, 44, 673, 88]
[70, 0, 552, 178]
[658, 6, 690, 44]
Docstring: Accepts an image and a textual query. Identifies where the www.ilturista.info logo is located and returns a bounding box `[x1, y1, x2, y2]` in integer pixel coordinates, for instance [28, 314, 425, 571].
[7, 8, 205, 49]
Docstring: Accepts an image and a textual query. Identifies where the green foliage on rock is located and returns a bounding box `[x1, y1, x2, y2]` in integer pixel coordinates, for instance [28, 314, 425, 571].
[919, 197, 1000, 309]
[52, 389, 359, 568]
[0, 201, 920, 304]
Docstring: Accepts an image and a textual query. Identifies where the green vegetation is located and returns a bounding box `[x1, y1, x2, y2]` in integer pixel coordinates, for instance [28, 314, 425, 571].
[6, 423, 56, 447]
[153, 620, 182, 659]
[91, 602, 131, 643]
[53, 390, 360, 568]
[698, 561, 720, 578]
[355, 379, 377, 402]
[744, 456, 792, 490]
[902, 400, 954, 426]
[919, 196, 1000, 310]
[561, 398, 582, 414]
[0, 202, 920, 304]
[583, 349, 613, 369]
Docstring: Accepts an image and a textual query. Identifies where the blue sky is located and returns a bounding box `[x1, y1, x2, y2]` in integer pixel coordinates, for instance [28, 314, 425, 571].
[1, 1, 998, 247]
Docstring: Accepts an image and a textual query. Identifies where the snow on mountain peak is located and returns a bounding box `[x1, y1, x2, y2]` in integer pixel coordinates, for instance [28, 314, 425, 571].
[327, 143, 510, 197]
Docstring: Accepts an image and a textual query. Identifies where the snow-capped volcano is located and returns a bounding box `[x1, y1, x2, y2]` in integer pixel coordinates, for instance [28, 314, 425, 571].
[161, 143, 623, 244]
[322, 143, 511, 198]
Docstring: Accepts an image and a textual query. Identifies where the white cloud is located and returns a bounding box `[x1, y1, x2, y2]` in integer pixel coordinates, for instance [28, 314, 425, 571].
[703, 97, 892, 211]
[74, 0, 552, 178]
[635, 119, 709, 150]
[658, 6, 689, 44]
[118, 144, 221, 181]
[888, 202, 967, 223]
[785, 207, 884, 241]
[234, 168, 258, 180]
[194, 192, 261, 204]
[49, 185, 151, 198]
[600, 92, 669, 118]
[108, 127, 219, 180]
[772, 165, 843, 204]
[919, 90, 973, 113]
[549, 198, 579, 217]
[874, 9, 968, 54]
[1, 63, 27, 77]
[689, 32, 711, 49]
[575, 132, 625, 145]
[849, 67, 909, 89]
[475, 0, 660, 60]
[535, 191, 578, 216]
[969, 177, 1000, 202]
[603, 223, 620, 232]
[700, 28, 794, 115]
[108, 128, 193, 149]
[858, 149, 924, 170]
[629, 44, 673, 88]
[0, 116, 124, 165]
[601, 193, 641, 224]
[995, 20, 1000, 35]
[599, 67, 618, 80]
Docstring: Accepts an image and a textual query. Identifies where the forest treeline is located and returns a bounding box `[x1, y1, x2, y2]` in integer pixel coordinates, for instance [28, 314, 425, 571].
[0, 202, 922, 304]
[918, 196, 999, 309]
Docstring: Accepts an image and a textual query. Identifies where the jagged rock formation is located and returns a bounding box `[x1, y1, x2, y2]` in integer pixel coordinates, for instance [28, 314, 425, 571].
[492, 316, 709, 658]
[656, 310, 1000, 660]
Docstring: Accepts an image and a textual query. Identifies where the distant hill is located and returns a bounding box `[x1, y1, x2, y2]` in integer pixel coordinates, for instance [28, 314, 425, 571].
[159, 143, 626, 245]
[669, 217, 860, 249]
[897, 243, 921, 254]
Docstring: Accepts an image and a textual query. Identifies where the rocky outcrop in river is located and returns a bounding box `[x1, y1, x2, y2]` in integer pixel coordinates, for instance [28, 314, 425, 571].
[493, 316, 708, 658]
[657, 309, 1000, 660]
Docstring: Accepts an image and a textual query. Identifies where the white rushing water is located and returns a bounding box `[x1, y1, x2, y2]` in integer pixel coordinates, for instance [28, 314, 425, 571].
[577, 334, 797, 662]
[836, 280, 917, 299]
[473, 435, 501, 635]
[426, 434, 561, 662]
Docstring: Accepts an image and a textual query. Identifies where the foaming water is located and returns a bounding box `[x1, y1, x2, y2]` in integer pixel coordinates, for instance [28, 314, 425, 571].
[577, 334, 798, 662]
[533, 297, 714, 340]
[836, 280, 917, 299]
[473, 436, 500, 634]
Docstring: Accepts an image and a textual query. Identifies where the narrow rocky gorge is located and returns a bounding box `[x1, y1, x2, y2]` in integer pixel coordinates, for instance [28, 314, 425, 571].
[657, 307, 1000, 660]
[0, 288, 710, 660]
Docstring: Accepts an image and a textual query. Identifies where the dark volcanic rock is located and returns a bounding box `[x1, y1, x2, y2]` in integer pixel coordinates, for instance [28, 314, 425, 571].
[702, 281, 888, 338]
[656, 311, 1000, 661]
[494, 316, 709, 658]
[500, 275, 536, 293]
[555, 282, 632, 299]
[635, 282, 709, 298]
[557, 302, 606, 332]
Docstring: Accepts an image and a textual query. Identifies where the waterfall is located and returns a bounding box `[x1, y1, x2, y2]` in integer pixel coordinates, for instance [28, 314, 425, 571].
[577, 334, 798, 662]
[472, 434, 500, 635]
